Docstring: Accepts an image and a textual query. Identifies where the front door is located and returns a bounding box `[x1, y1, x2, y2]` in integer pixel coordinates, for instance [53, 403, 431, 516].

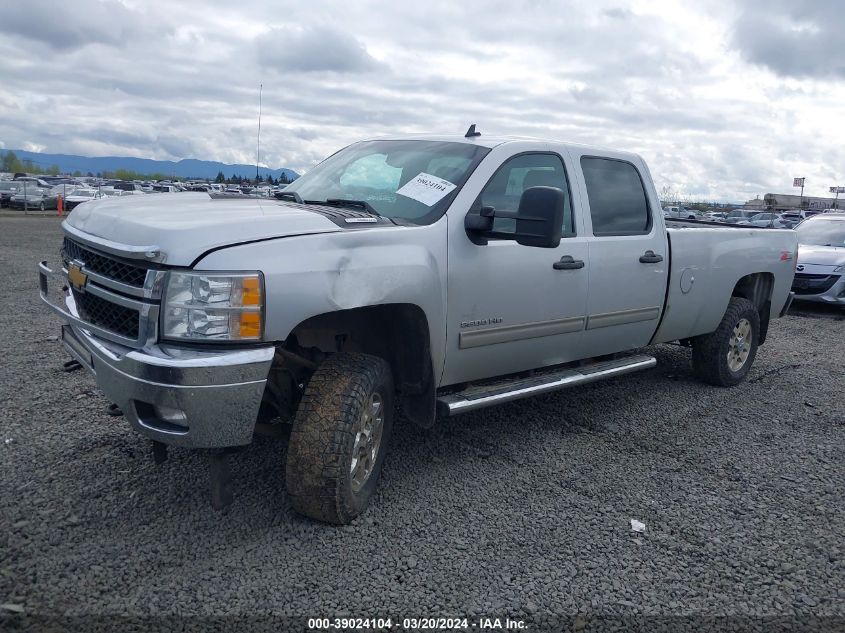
[442, 149, 589, 386]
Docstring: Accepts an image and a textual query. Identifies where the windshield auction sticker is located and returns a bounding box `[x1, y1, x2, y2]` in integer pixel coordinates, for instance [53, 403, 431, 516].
[395, 172, 457, 206]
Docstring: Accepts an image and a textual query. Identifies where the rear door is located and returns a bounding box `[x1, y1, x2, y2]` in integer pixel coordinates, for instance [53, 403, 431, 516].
[568, 152, 668, 356]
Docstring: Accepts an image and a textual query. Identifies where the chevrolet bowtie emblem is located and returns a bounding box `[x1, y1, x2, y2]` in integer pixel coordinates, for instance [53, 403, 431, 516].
[67, 263, 88, 292]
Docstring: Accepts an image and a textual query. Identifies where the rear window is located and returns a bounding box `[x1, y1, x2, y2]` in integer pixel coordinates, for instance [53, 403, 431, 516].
[581, 157, 651, 236]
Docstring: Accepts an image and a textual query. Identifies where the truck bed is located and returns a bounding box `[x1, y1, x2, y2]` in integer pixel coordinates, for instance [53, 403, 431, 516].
[652, 223, 796, 344]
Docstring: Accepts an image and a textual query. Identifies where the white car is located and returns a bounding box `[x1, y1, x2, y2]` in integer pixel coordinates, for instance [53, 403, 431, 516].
[791, 213, 845, 305]
[746, 213, 790, 228]
[663, 205, 701, 220]
[63, 188, 104, 211]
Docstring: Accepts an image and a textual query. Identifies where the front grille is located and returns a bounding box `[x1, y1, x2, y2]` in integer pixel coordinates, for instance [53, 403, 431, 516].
[792, 273, 840, 295]
[72, 289, 140, 339]
[62, 238, 148, 287]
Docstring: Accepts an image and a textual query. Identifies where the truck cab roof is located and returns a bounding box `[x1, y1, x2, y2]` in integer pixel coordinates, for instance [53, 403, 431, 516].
[369, 133, 644, 162]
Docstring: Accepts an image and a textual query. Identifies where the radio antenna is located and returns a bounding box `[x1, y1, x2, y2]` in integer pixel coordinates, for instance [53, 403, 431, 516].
[256, 83, 263, 182]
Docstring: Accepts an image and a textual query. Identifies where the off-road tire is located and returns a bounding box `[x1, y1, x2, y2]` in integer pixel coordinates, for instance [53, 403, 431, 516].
[285, 352, 394, 524]
[692, 297, 760, 387]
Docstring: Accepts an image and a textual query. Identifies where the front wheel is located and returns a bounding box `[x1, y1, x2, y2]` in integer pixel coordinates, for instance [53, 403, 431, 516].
[285, 352, 394, 524]
[39, 202, 45, 211]
[691, 297, 760, 387]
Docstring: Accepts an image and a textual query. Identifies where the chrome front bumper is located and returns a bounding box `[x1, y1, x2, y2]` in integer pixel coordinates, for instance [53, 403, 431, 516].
[39, 262, 275, 448]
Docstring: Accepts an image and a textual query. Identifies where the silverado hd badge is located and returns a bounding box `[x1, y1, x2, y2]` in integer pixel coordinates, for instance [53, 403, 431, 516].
[460, 317, 503, 328]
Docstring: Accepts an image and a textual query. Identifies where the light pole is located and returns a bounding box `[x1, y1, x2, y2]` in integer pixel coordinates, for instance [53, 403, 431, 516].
[256, 83, 263, 184]
[793, 177, 806, 210]
[830, 186, 844, 210]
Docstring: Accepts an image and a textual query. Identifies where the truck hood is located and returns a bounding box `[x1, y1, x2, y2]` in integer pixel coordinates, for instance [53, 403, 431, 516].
[797, 243, 845, 266]
[63, 193, 341, 266]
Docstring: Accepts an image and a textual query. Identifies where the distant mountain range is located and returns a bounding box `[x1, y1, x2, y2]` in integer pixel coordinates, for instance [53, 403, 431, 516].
[1, 149, 299, 181]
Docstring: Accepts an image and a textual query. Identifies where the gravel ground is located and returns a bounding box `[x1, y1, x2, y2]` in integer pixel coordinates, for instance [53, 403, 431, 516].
[1, 215, 843, 631]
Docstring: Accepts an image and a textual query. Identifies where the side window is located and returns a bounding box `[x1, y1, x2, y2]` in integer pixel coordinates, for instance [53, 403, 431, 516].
[580, 157, 651, 236]
[474, 153, 574, 236]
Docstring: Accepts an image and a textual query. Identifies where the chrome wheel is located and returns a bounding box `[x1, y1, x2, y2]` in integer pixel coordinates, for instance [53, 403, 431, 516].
[727, 318, 752, 372]
[349, 391, 384, 493]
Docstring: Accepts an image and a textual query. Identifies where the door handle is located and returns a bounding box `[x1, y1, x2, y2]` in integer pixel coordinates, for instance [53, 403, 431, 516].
[553, 255, 585, 270]
[639, 250, 663, 264]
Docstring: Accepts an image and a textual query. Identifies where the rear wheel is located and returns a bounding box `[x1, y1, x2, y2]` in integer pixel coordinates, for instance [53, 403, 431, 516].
[691, 297, 759, 387]
[285, 352, 394, 524]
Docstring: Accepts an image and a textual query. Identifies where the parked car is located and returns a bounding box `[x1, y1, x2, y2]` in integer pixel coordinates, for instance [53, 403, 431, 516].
[704, 212, 728, 222]
[10, 187, 58, 211]
[746, 212, 791, 228]
[14, 176, 52, 188]
[63, 188, 104, 211]
[39, 132, 797, 524]
[663, 205, 701, 220]
[780, 212, 805, 227]
[110, 181, 144, 194]
[724, 210, 758, 224]
[0, 180, 22, 207]
[790, 213, 845, 305]
[151, 184, 180, 193]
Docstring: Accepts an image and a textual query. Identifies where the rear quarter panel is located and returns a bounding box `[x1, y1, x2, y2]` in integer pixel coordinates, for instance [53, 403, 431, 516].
[652, 225, 797, 343]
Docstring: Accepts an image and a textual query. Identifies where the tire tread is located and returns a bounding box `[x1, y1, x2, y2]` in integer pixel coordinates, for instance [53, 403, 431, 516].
[285, 352, 392, 524]
[692, 297, 759, 387]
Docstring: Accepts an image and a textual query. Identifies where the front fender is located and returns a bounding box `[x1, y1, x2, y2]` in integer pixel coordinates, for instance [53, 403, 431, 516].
[194, 220, 449, 381]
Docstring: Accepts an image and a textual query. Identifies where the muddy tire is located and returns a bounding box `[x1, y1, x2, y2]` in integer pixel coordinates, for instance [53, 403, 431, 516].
[692, 297, 760, 387]
[285, 352, 394, 524]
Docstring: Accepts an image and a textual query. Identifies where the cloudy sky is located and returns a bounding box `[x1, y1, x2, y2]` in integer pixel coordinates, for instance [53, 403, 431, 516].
[1, 0, 844, 200]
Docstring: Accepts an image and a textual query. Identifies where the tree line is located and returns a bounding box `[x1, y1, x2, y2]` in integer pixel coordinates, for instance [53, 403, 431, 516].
[213, 171, 293, 185]
[1, 150, 63, 176]
[1, 150, 295, 185]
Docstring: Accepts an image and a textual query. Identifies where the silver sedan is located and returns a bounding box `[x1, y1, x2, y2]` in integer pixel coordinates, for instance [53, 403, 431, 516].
[791, 213, 845, 305]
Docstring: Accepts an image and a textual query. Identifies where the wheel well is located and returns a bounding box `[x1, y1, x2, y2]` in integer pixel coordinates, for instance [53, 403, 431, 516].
[731, 273, 774, 344]
[275, 304, 436, 428]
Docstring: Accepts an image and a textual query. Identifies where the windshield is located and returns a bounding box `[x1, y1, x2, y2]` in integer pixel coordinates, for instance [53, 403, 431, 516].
[795, 218, 845, 246]
[284, 140, 491, 224]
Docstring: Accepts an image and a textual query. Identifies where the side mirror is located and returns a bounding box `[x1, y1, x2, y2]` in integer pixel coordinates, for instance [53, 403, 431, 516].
[514, 186, 564, 248]
[464, 186, 564, 248]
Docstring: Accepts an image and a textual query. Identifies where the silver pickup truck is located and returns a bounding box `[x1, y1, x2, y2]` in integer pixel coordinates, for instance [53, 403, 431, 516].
[39, 132, 797, 523]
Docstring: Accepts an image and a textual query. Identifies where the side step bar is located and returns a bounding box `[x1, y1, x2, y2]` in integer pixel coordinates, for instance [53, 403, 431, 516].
[436, 354, 656, 416]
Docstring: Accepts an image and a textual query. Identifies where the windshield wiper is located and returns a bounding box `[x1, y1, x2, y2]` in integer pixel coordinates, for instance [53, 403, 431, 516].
[274, 190, 303, 203]
[307, 198, 396, 224]
[324, 198, 379, 214]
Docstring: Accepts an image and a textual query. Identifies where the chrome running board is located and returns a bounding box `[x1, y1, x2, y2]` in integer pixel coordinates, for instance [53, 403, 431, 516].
[436, 354, 656, 416]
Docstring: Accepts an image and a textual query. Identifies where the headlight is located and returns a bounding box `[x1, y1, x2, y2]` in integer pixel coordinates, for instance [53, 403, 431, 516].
[162, 271, 264, 341]
[835, 265, 844, 273]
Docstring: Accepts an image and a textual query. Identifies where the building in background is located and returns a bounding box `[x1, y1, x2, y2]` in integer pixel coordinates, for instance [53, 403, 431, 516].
[744, 193, 841, 211]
